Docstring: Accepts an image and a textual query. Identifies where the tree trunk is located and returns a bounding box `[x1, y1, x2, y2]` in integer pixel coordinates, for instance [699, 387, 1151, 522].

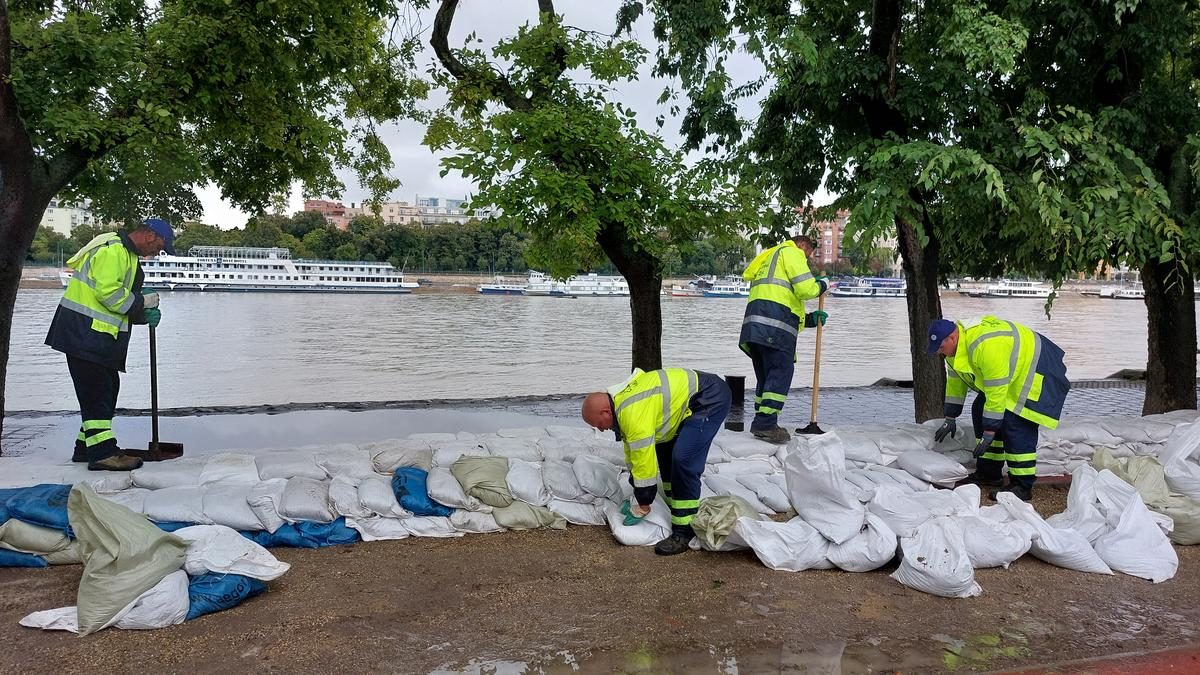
[896, 217, 944, 422]
[1141, 259, 1196, 414]
[624, 268, 664, 372]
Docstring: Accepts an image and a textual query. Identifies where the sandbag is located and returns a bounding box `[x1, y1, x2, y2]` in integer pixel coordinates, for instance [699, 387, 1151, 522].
[706, 459, 777, 476]
[998, 492, 1112, 574]
[187, 573, 267, 621]
[735, 474, 791, 513]
[99, 488, 151, 514]
[316, 446, 377, 482]
[450, 510, 504, 533]
[247, 479, 288, 533]
[1045, 465, 1109, 542]
[345, 516, 410, 541]
[691, 496, 762, 552]
[506, 459, 551, 506]
[143, 486, 212, 525]
[703, 475, 773, 515]
[496, 427, 550, 439]
[357, 476, 411, 518]
[173, 525, 290, 580]
[391, 468, 454, 517]
[433, 440, 490, 468]
[426, 467, 488, 512]
[255, 451, 327, 481]
[891, 517, 981, 598]
[544, 425, 595, 440]
[57, 466, 134, 493]
[400, 516, 462, 538]
[409, 432, 457, 443]
[959, 515, 1035, 569]
[733, 517, 833, 572]
[547, 499, 607, 526]
[202, 484, 263, 532]
[586, 440, 627, 467]
[867, 485, 967, 539]
[784, 440, 866, 544]
[1094, 470, 1174, 536]
[132, 458, 206, 490]
[68, 485, 188, 635]
[451, 457, 513, 508]
[860, 466, 934, 493]
[1093, 496, 1179, 583]
[574, 455, 622, 500]
[603, 497, 672, 546]
[814, 429, 884, 465]
[717, 433, 780, 459]
[827, 513, 897, 572]
[22, 569, 190, 633]
[5, 483, 74, 535]
[0, 548, 47, 567]
[1161, 422, 1200, 499]
[328, 475, 371, 519]
[894, 450, 968, 487]
[199, 453, 260, 486]
[539, 438, 592, 464]
[365, 439, 434, 474]
[279, 478, 336, 523]
[243, 518, 360, 548]
[542, 460, 591, 503]
[492, 502, 568, 530]
[484, 437, 543, 462]
[0, 518, 72, 556]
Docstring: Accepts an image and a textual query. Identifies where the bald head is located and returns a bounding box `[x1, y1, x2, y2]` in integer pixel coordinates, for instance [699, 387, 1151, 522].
[582, 392, 614, 431]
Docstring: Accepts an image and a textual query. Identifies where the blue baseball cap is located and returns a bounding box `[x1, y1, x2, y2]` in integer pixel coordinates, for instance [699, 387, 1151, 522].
[926, 319, 957, 355]
[143, 218, 176, 255]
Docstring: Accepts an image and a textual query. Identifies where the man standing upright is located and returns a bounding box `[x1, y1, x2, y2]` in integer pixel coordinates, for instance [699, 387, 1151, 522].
[46, 218, 174, 471]
[739, 234, 828, 444]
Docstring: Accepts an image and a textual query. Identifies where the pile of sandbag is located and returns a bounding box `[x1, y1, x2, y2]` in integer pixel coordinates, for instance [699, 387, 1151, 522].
[1036, 410, 1200, 476]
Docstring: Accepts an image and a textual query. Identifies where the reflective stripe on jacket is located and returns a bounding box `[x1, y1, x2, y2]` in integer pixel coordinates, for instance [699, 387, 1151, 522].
[944, 316, 1070, 431]
[739, 241, 822, 355]
[610, 368, 700, 488]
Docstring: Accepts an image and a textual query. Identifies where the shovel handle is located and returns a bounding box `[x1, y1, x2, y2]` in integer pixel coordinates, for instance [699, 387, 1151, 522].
[810, 293, 826, 424]
[150, 326, 159, 445]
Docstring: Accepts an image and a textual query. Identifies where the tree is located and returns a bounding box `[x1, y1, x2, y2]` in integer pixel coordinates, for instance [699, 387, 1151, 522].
[425, 0, 758, 370]
[0, 0, 426, 440]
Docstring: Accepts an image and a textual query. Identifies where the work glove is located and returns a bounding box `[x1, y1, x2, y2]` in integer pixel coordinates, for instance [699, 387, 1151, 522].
[620, 500, 648, 526]
[804, 310, 828, 328]
[934, 418, 957, 443]
[144, 307, 162, 328]
[815, 276, 829, 295]
[972, 431, 997, 459]
[142, 291, 160, 309]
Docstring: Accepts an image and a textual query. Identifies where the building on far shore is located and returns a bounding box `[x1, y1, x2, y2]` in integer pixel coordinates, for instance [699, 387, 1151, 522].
[301, 195, 495, 230]
[39, 199, 108, 236]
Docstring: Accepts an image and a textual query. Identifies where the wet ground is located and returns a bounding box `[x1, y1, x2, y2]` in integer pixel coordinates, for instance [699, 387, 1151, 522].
[0, 486, 1197, 674]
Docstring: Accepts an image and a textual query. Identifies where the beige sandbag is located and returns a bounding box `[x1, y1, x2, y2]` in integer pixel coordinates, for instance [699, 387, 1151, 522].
[67, 485, 188, 635]
[691, 496, 762, 551]
[492, 502, 567, 530]
[1092, 448, 1200, 545]
[0, 519, 73, 555]
[450, 457, 512, 508]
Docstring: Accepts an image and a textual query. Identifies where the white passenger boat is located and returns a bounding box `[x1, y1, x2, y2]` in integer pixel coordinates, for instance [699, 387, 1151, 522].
[984, 279, 1053, 298]
[567, 273, 629, 297]
[830, 277, 906, 298]
[522, 271, 576, 297]
[477, 275, 527, 295]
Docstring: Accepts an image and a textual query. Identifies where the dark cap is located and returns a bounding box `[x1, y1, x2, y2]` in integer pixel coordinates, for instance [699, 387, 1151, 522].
[142, 218, 176, 255]
[927, 319, 957, 355]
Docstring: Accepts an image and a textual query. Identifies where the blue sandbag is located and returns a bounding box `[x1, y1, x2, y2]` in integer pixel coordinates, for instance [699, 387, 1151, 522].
[392, 467, 453, 517]
[0, 487, 26, 524]
[0, 548, 49, 568]
[4, 484, 73, 537]
[155, 521, 197, 533]
[186, 573, 266, 620]
[239, 517, 360, 549]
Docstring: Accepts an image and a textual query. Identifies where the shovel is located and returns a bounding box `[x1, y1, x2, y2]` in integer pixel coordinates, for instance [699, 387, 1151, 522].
[126, 326, 184, 461]
[797, 293, 827, 435]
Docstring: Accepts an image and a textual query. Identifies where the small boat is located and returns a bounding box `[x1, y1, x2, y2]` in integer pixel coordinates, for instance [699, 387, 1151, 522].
[701, 275, 750, 298]
[566, 273, 629, 297]
[830, 277, 906, 298]
[477, 275, 526, 295]
[522, 271, 576, 297]
[1111, 287, 1145, 300]
[984, 279, 1053, 298]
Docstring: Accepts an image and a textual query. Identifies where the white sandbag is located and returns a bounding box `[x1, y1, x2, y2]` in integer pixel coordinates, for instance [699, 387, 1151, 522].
[735, 474, 792, 513]
[450, 510, 504, 534]
[1045, 464, 1109, 542]
[201, 484, 264, 531]
[58, 466, 134, 493]
[345, 516, 410, 542]
[484, 437, 544, 462]
[433, 440, 490, 468]
[544, 425, 595, 440]
[427, 467, 488, 512]
[0, 519, 73, 556]
[173, 525, 290, 580]
[547, 499, 607, 526]
[819, 429, 884, 465]
[826, 513, 897, 572]
[1092, 496, 1179, 583]
[328, 475, 371, 519]
[401, 516, 463, 538]
[364, 439, 433, 473]
[895, 449, 968, 487]
[717, 433, 781, 459]
[784, 440, 866, 544]
[891, 517, 981, 598]
[574, 455, 622, 500]
[408, 432, 457, 443]
[278, 477, 335, 524]
[247, 479, 288, 533]
[456, 431, 478, 440]
[841, 471, 880, 502]
[99, 488, 151, 514]
[539, 438, 592, 464]
[998, 492, 1112, 574]
[492, 502, 568, 530]
[864, 466, 935, 492]
[586, 440, 628, 466]
[703, 475, 773, 515]
[143, 486, 212, 524]
[357, 476, 411, 518]
[315, 446, 377, 481]
[131, 458, 205, 490]
[496, 427, 550, 439]
[867, 485, 934, 538]
[959, 515, 1034, 569]
[198, 453, 260, 486]
[603, 497, 672, 546]
[707, 459, 777, 476]
[254, 451, 326, 481]
[1161, 422, 1200, 499]
[733, 517, 834, 572]
[24, 570, 191, 633]
[542, 460, 591, 503]
[506, 459, 551, 506]
[1095, 469, 1174, 536]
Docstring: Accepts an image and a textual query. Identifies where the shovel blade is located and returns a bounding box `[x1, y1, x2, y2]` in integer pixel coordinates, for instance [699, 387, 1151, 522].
[124, 441, 184, 462]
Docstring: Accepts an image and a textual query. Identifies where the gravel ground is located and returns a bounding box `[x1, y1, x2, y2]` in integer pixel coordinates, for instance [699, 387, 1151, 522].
[0, 484, 1197, 674]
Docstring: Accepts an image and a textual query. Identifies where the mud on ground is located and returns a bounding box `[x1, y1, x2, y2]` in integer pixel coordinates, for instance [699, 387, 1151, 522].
[0, 485, 1196, 674]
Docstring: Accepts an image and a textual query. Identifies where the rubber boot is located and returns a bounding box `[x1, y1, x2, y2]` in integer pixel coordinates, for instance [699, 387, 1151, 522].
[752, 426, 791, 445]
[88, 453, 145, 472]
[72, 446, 88, 463]
[963, 457, 1004, 488]
[990, 482, 1033, 502]
[654, 532, 692, 556]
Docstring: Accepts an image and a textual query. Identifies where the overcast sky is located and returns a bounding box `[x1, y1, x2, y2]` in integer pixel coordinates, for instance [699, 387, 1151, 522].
[198, 1, 825, 228]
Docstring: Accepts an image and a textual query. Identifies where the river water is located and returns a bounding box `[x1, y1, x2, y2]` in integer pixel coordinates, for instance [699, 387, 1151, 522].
[7, 288, 1154, 411]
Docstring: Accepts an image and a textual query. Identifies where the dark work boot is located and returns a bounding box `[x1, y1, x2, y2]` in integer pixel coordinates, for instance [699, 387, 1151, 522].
[88, 453, 144, 472]
[962, 472, 1004, 488]
[752, 426, 791, 445]
[990, 482, 1033, 502]
[72, 446, 88, 463]
[654, 532, 692, 556]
